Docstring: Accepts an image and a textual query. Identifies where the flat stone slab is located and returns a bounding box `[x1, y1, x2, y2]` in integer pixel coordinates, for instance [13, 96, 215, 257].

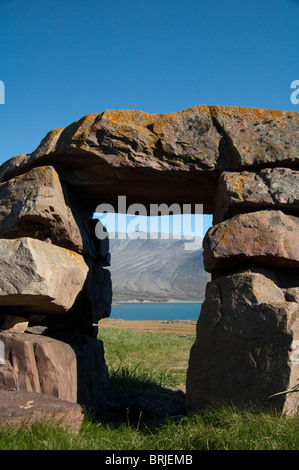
[1, 105, 298, 212]
[0, 388, 84, 432]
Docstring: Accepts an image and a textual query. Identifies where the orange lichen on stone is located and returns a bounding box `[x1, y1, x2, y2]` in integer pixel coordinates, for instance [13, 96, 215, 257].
[101, 105, 211, 140]
[226, 173, 250, 199]
[37, 128, 64, 148]
[64, 113, 99, 147]
[210, 105, 299, 128]
[46, 128, 63, 138]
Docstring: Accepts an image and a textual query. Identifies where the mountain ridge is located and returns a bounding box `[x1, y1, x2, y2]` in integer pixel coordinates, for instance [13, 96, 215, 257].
[107, 232, 210, 302]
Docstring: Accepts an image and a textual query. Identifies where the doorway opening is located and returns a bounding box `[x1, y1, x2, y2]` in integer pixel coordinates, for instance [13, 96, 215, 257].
[94, 211, 213, 427]
[94, 211, 212, 317]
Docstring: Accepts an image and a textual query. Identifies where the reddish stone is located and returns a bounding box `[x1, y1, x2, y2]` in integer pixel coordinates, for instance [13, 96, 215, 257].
[203, 210, 299, 274]
[0, 332, 77, 402]
[0, 389, 83, 432]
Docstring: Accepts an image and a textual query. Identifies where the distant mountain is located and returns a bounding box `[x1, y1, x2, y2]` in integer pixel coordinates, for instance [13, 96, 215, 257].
[107, 233, 210, 302]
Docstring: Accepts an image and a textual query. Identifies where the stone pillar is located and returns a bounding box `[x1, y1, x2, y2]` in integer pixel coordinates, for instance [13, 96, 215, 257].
[0, 166, 111, 413]
[186, 168, 299, 415]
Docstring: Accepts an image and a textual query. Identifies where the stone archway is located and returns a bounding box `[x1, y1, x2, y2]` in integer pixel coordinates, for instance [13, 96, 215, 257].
[0, 105, 298, 417]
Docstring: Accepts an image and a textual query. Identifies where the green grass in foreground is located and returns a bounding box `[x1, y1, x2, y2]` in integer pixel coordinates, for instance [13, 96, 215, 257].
[1, 406, 298, 450]
[0, 325, 298, 450]
[99, 325, 196, 389]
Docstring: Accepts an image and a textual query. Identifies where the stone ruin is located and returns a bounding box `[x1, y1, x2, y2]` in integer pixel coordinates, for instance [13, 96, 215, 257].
[0, 105, 298, 428]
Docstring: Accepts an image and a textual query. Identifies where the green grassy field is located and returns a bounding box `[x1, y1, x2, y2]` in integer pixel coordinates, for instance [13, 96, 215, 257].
[99, 318, 196, 390]
[0, 320, 298, 450]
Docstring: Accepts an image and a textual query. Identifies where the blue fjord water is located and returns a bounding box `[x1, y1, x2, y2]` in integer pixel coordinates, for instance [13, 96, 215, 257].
[110, 302, 202, 321]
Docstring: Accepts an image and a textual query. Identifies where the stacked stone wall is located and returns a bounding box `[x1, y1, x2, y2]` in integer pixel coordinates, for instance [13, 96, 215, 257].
[0, 104, 298, 421]
[0, 165, 112, 413]
[186, 169, 299, 415]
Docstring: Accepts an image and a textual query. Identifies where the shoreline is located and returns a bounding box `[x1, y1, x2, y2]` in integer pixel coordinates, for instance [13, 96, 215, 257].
[109, 301, 202, 322]
[102, 317, 197, 324]
[99, 318, 198, 333]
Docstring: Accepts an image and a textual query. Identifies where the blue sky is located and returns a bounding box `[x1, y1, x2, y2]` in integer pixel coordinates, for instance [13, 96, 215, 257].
[1, 0, 298, 236]
[94, 212, 208, 239]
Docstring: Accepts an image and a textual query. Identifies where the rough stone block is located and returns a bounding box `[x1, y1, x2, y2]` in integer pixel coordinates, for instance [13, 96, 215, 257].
[70, 333, 109, 412]
[186, 268, 299, 415]
[214, 168, 299, 224]
[0, 389, 83, 432]
[0, 237, 89, 315]
[203, 210, 299, 274]
[2, 106, 298, 213]
[84, 261, 112, 322]
[210, 106, 299, 169]
[0, 165, 83, 253]
[0, 330, 109, 414]
[0, 332, 77, 402]
[0, 315, 29, 333]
